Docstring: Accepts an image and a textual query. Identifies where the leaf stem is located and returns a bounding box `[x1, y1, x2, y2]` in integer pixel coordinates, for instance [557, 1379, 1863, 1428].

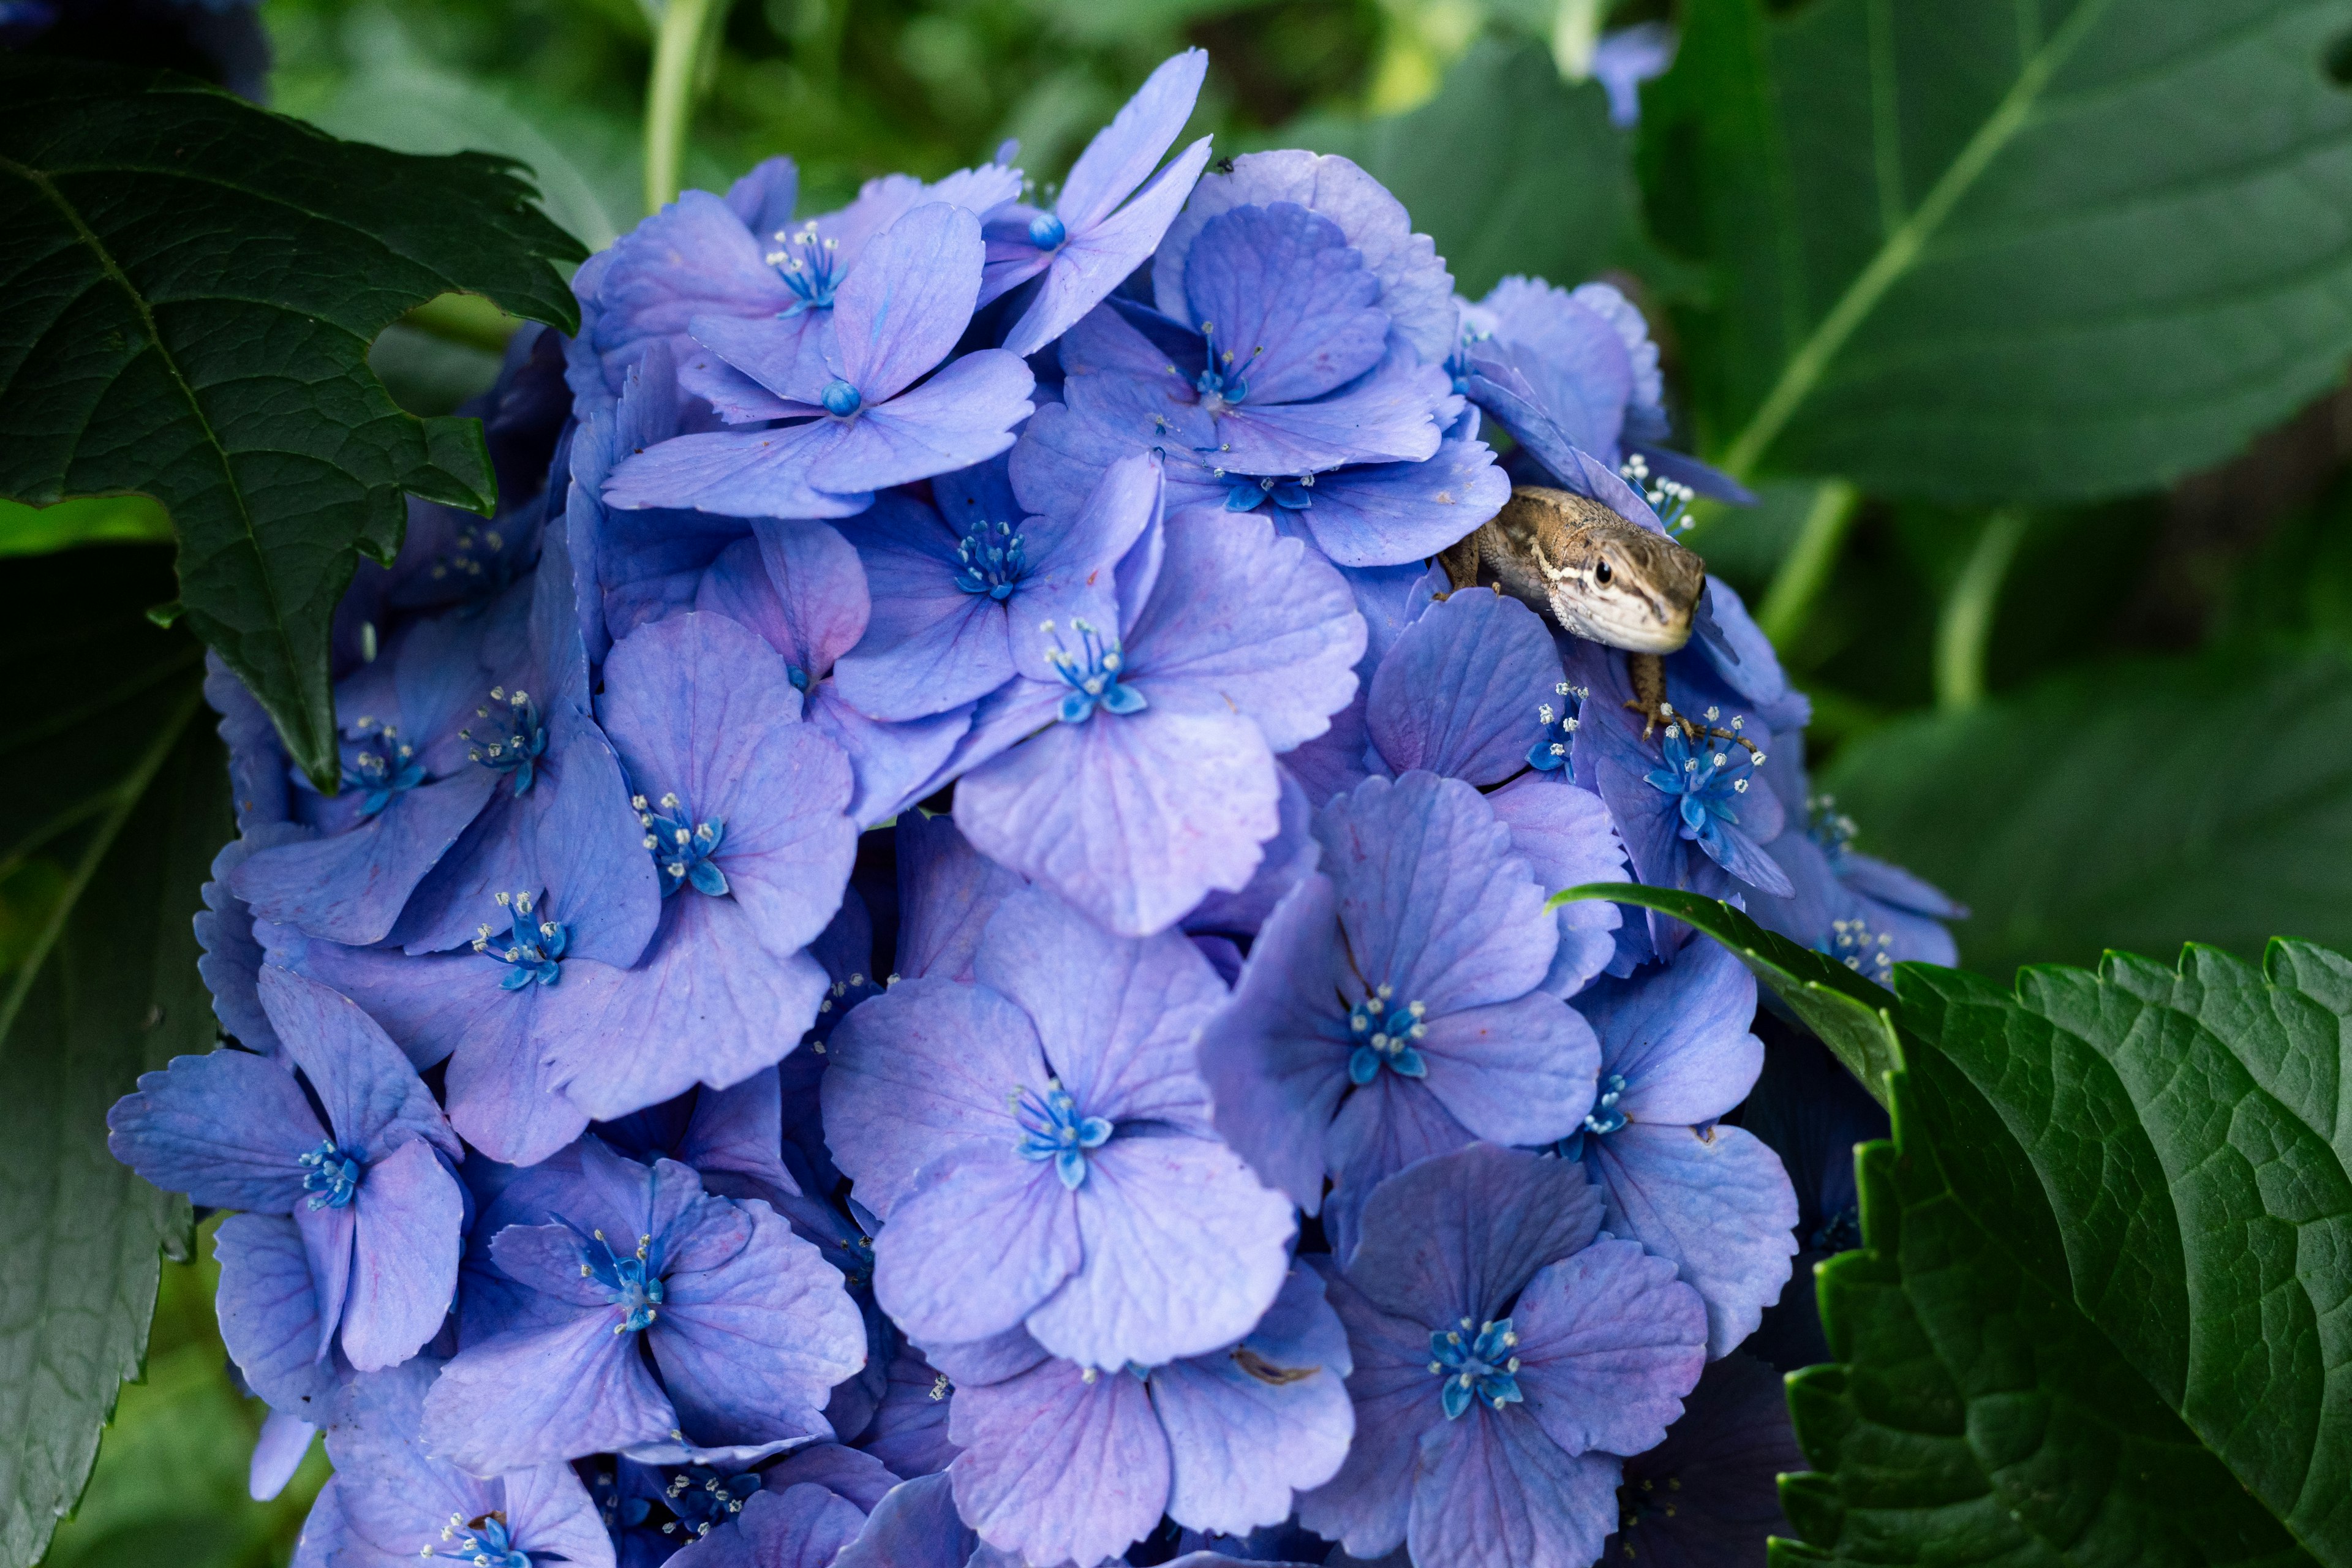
[643, 0, 729, 215]
[1755, 478, 1859, 650]
[1933, 509, 2027, 713]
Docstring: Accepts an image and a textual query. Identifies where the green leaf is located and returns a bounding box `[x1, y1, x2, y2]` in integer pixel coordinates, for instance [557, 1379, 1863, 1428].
[1284, 34, 1647, 298]
[0, 499, 171, 560]
[1549, 881, 1901, 1103]
[1777, 940, 2352, 1564]
[1648, 0, 2352, 502]
[0, 60, 587, 790]
[0, 546, 231, 1568]
[1815, 648, 2352, 979]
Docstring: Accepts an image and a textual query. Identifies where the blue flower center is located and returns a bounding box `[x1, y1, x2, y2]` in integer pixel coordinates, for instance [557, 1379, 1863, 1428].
[659, 1468, 761, 1540]
[1041, 617, 1147, 723]
[474, 890, 567, 989]
[427, 1511, 529, 1568]
[462, 686, 548, 793]
[342, 720, 423, 816]
[581, 1227, 665, 1333]
[636, 791, 728, 898]
[821, 379, 863, 418]
[1619, 452, 1697, 535]
[1221, 472, 1314, 513]
[1584, 1072, 1629, 1136]
[1191, 319, 1263, 412]
[1013, 1079, 1114, 1190]
[1643, 719, 1763, 856]
[1806, 793, 1858, 861]
[787, 665, 811, 692]
[1027, 211, 1067, 250]
[427, 519, 524, 595]
[1821, 916, 1894, 982]
[297, 1140, 363, 1210]
[955, 519, 1028, 600]
[763, 222, 842, 315]
[1430, 1316, 1521, 1419]
[1528, 680, 1585, 773]
[1346, 985, 1428, 1085]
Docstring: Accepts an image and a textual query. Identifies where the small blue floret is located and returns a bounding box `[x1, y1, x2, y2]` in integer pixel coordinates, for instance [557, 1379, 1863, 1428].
[1583, 1072, 1629, 1136]
[1430, 1316, 1522, 1419]
[1014, 1080, 1114, 1190]
[342, 722, 424, 816]
[475, 890, 567, 989]
[636, 791, 729, 898]
[1346, 986, 1428, 1085]
[954, 518, 1029, 601]
[821, 379, 863, 417]
[1042, 617, 1147, 724]
[581, 1227, 666, 1334]
[463, 687, 549, 794]
[426, 1512, 531, 1567]
[1027, 211, 1068, 251]
[297, 1139, 363, 1210]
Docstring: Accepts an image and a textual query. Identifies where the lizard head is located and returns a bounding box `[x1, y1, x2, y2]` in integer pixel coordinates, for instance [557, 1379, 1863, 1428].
[1494, 486, 1708, 653]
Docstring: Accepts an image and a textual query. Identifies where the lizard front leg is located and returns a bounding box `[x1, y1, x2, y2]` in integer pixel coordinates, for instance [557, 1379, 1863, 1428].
[1624, 651, 1673, 739]
[1433, 526, 1489, 601]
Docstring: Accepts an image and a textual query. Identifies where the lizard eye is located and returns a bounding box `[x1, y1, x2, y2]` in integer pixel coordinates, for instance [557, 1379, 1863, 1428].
[1594, 560, 1613, 586]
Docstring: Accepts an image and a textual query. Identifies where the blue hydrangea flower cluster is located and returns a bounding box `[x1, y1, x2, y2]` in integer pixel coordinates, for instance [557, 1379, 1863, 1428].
[115, 48, 1956, 1568]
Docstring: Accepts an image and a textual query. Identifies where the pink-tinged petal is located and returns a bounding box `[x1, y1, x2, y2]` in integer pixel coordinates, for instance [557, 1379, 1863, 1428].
[604, 421, 869, 521]
[1058, 49, 1207, 230]
[213, 1214, 337, 1419]
[1151, 1268, 1354, 1536]
[954, 705, 1280, 939]
[340, 1138, 462, 1371]
[1367, 590, 1562, 788]
[1413, 994, 1599, 1149]
[1295, 1270, 1431, 1558]
[232, 769, 500, 946]
[422, 1306, 676, 1474]
[262, 967, 456, 1159]
[1485, 775, 1625, 999]
[1125, 508, 1364, 753]
[1196, 872, 1353, 1213]
[1513, 1236, 1706, 1455]
[1344, 1143, 1604, 1329]
[1023, 1135, 1294, 1370]
[895, 811, 1027, 983]
[1409, 1409, 1622, 1568]
[540, 897, 831, 1121]
[999, 136, 1213, 360]
[873, 1145, 1080, 1346]
[655, 1202, 865, 1446]
[1582, 937, 1762, 1124]
[822, 977, 1049, 1218]
[973, 889, 1223, 1128]
[948, 1357, 1170, 1567]
[805, 351, 1036, 496]
[832, 204, 986, 402]
[671, 1484, 866, 1568]
[1181, 203, 1387, 404]
[107, 1046, 319, 1210]
[1584, 1124, 1800, 1358]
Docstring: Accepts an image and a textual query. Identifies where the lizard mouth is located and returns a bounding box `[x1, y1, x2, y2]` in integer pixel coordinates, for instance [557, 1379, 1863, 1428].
[1548, 584, 1692, 653]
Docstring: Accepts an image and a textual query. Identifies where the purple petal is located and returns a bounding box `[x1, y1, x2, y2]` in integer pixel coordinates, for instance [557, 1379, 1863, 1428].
[1413, 994, 1598, 1149]
[872, 1145, 1080, 1348]
[1322, 1074, 1479, 1263]
[1151, 1267, 1354, 1536]
[1580, 937, 1762, 1123]
[805, 351, 1035, 496]
[822, 976, 1049, 1219]
[671, 1483, 866, 1568]
[445, 992, 593, 1166]
[695, 518, 870, 683]
[262, 967, 456, 1159]
[1345, 1143, 1603, 1329]
[1294, 1270, 1433, 1558]
[1023, 1134, 1295, 1370]
[1604, 1351, 1801, 1566]
[1155, 150, 1458, 367]
[1058, 49, 1206, 231]
[1196, 870, 1353, 1212]
[1180, 203, 1386, 404]
[602, 420, 870, 521]
[831, 204, 985, 401]
[858, 1341, 960, 1478]
[213, 1214, 339, 1419]
[296, 1200, 355, 1365]
[948, 1355, 1170, 1567]
[1512, 1235, 1706, 1455]
[501, 1461, 617, 1568]
[291, 1475, 343, 1568]
[767, 1442, 902, 1509]
[1484, 775, 1626, 999]
[1208, 356, 1452, 475]
[231, 768, 500, 946]
[1295, 432, 1509, 569]
[689, 312, 835, 409]
[590, 190, 797, 396]
[806, 688, 973, 830]
[1367, 590, 1562, 787]
[894, 810, 1027, 983]
[829, 496, 1015, 720]
[422, 1305, 675, 1474]
[1409, 1408, 1621, 1568]
[1480, 277, 1635, 460]
[1000, 137, 1213, 359]
[725, 154, 801, 238]
[341, 1137, 463, 1371]
[196, 826, 304, 1053]
[835, 1474, 973, 1568]
[1000, 451, 1159, 682]
[107, 1047, 319, 1210]
[1126, 508, 1364, 753]
[654, 1201, 865, 1447]
[248, 1409, 317, 1503]
[1183, 764, 1315, 937]
[1584, 1125, 1799, 1358]
[954, 703, 1281, 938]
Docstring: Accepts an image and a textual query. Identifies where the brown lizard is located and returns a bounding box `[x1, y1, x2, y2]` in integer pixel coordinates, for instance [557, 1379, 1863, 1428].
[1437, 486, 1752, 750]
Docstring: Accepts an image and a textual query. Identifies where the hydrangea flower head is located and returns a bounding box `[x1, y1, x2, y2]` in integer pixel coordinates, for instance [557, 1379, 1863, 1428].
[1298, 1143, 1707, 1568]
[822, 887, 1295, 1370]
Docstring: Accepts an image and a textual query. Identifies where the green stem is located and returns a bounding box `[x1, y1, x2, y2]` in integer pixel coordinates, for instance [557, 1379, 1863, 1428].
[1755, 478, 1860, 650]
[643, 0, 728, 216]
[1933, 509, 2027, 713]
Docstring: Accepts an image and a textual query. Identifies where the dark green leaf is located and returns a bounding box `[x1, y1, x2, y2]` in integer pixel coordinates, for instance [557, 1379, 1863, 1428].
[1284, 34, 1646, 298]
[1550, 881, 1901, 1102]
[0, 546, 229, 1568]
[1816, 649, 2352, 979]
[1649, 0, 2352, 502]
[0, 60, 587, 789]
[1777, 940, 2352, 1564]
